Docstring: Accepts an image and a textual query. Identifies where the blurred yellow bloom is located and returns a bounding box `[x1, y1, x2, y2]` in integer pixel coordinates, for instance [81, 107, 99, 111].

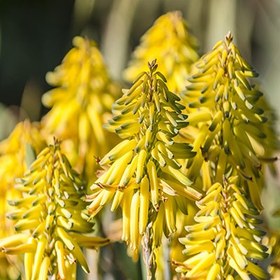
[0, 120, 45, 280]
[265, 232, 280, 279]
[85, 60, 201, 259]
[41, 36, 121, 181]
[0, 140, 109, 280]
[175, 177, 269, 280]
[124, 11, 199, 93]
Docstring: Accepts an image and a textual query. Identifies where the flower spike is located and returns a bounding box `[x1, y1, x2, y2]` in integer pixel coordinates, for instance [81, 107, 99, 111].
[175, 177, 269, 280]
[85, 61, 201, 259]
[124, 11, 199, 93]
[0, 120, 46, 280]
[173, 33, 276, 280]
[0, 140, 109, 280]
[180, 33, 278, 204]
[41, 36, 121, 180]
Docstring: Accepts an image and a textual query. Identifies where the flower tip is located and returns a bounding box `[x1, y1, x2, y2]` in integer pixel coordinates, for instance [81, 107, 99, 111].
[148, 59, 158, 72]
[169, 10, 183, 21]
[226, 31, 233, 42]
[72, 36, 84, 47]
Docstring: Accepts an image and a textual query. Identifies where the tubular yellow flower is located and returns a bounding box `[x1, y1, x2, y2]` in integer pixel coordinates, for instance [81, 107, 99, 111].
[0, 120, 46, 280]
[85, 60, 201, 259]
[124, 11, 199, 93]
[41, 36, 120, 180]
[169, 202, 198, 275]
[0, 140, 109, 280]
[175, 177, 269, 280]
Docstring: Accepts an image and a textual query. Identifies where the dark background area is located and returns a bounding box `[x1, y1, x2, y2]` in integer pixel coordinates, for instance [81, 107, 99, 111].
[0, 0, 75, 106]
[1, 0, 280, 111]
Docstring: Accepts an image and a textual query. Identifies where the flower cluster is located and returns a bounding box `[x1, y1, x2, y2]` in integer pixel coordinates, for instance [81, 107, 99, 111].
[124, 11, 199, 93]
[85, 60, 201, 259]
[0, 11, 278, 280]
[0, 120, 45, 279]
[0, 141, 108, 280]
[175, 177, 268, 279]
[173, 32, 277, 280]
[181, 32, 278, 204]
[42, 36, 120, 180]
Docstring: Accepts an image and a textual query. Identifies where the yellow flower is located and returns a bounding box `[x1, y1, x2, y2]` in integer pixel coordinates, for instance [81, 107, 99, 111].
[172, 33, 276, 280]
[85, 60, 201, 259]
[180, 32, 278, 208]
[124, 11, 199, 93]
[41, 36, 120, 181]
[0, 140, 109, 280]
[0, 120, 45, 280]
[169, 203, 197, 275]
[175, 177, 269, 280]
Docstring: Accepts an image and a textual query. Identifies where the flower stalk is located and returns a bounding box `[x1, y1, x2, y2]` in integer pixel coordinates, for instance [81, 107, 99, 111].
[85, 60, 201, 275]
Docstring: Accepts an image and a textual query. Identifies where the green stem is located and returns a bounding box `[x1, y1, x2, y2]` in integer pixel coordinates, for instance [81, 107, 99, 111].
[142, 224, 157, 280]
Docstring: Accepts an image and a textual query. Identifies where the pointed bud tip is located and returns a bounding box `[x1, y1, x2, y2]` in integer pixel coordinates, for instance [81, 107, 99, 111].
[148, 59, 158, 72]
[226, 31, 233, 42]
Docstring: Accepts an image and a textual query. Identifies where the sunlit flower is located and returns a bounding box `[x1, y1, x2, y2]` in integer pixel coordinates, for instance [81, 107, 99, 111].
[85, 60, 201, 260]
[169, 203, 197, 275]
[124, 11, 199, 93]
[172, 33, 276, 280]
[180, 32, 278, 208]
[0, 140, 109, 280]
[175, 177, 269, 280]
[0, 120, 46, 279]
[41, 36, 120, 181]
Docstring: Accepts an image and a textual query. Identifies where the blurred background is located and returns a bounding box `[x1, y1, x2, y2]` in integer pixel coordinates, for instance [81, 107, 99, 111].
[0, 0, 280, 124]
[0, 1, 280, 278]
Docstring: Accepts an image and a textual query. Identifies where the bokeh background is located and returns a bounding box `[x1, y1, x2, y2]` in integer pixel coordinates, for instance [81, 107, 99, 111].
[1, 0, 280, 123]
[0, 1, 280, 279]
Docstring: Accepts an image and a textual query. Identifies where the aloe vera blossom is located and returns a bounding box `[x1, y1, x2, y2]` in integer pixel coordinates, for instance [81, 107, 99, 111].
[124, 11, 199, 93]
[85, 61, 201, 276]
[0, 140, 109, 280]
[174, 33, 277, 280]
[41, 36, 120, 181]
[0, 120, 45, 280]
